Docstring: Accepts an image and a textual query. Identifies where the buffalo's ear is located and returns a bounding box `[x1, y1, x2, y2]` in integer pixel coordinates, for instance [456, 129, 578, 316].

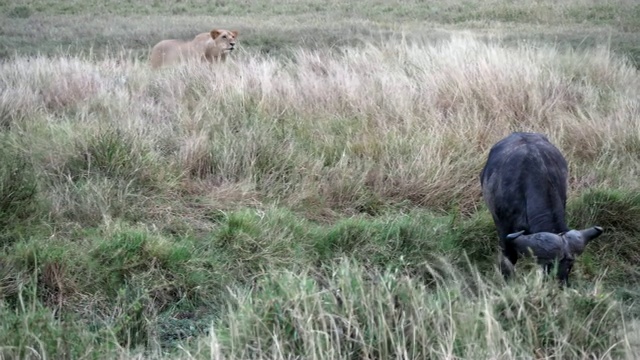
[231, 30, 238, 38]
[210, 29, 222, 39]
[506, 230, 525, 240]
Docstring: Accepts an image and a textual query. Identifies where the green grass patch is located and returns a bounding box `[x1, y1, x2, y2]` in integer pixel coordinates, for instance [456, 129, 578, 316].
[215, 259, 623, 359]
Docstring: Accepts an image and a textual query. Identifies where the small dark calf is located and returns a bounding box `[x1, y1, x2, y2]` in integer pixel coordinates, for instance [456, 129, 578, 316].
[505, 226, 604, 286]
[480, 132, 571, 279]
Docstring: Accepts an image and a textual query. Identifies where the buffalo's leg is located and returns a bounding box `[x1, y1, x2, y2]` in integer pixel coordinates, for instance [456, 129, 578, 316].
[500, 247, 518, 280]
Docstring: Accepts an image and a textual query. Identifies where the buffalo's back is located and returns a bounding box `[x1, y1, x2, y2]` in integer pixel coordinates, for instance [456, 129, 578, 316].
[481, 132, 569, 241]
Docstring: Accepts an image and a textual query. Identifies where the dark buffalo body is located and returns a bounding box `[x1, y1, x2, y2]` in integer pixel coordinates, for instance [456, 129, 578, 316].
[480, 132, 569, 271]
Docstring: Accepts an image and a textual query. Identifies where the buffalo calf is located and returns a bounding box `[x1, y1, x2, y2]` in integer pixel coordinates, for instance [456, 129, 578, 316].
[480, 132, 602, 284]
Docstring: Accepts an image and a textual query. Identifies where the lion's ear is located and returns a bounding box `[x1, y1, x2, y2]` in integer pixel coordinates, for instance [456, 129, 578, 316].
[210, 30, 222, 39]
[231, 31, 239, 38]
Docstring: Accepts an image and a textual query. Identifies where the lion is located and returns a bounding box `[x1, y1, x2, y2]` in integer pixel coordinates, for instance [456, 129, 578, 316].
[149, 29, 238, 69]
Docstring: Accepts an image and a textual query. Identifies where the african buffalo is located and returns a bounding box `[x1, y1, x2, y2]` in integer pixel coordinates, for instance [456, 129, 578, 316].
[480, 132, 602, 283]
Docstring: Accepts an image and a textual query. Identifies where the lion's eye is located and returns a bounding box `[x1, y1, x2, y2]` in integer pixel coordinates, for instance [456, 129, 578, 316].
[222, 35, 227, 39]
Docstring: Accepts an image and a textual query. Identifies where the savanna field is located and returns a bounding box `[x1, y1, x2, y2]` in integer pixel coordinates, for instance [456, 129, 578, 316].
[1, 0, 640, 358]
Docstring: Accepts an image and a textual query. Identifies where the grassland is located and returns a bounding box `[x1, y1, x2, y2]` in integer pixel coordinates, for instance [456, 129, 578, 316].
[1, 0, 640, 359]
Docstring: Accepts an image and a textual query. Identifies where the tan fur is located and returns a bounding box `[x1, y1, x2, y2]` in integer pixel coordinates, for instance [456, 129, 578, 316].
[149, 29, 238, 69]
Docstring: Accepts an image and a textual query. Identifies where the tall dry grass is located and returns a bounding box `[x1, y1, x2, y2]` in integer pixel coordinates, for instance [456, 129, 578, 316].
[1, 35, 638, 222]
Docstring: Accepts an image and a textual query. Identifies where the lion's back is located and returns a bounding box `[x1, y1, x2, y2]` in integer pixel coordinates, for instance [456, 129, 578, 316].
[150, 39, 187, 68]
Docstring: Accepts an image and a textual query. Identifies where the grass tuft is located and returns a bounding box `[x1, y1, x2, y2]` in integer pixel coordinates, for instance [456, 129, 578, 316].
[0, 136, 40, 244]
[215, 259, 624, 359]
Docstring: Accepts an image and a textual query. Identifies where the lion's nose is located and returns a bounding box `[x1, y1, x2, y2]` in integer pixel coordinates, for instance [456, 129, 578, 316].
[230, 42, 236, 47]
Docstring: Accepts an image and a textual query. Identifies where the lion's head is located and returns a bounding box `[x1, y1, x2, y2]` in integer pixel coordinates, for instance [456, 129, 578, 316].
[210, 29, 238, 53]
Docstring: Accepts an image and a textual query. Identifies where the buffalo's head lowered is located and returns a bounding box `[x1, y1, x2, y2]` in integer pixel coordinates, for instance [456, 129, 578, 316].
[505, 226, 604, 285]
